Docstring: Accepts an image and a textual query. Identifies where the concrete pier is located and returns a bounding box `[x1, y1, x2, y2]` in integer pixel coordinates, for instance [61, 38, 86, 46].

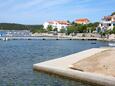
[0, 36, 98, 40]
[0, 36, 114, 41]
[33, 48, 115, 86]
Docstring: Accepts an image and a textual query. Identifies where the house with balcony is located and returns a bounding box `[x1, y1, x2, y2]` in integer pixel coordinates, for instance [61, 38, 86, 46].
[99, 15, 115, 31]
[75, 18, 90, 24]
[43, 20, 70, 32]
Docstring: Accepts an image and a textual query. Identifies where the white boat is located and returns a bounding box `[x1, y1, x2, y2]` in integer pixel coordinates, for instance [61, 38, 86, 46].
[108, 43, 115, 47]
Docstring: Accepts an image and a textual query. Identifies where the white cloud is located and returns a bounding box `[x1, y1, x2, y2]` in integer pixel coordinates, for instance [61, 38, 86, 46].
[9, 0, 72, 11]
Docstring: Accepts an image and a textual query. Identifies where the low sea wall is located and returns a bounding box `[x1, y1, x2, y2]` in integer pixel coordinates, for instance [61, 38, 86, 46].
[0, 36, 114, 42]
[33, 48, 115, 86]
[0, 36, 98, 40]
[0, 36, 105, 40]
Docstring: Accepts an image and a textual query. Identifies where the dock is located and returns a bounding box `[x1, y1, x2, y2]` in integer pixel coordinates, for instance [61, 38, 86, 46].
[33, 48, 115, 86]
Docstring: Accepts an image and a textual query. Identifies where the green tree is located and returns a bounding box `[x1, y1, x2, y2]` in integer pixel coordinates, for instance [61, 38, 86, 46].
[47, 25, 53, 31]
[0, 23, 43, 30]
[67, 26, 76, 35]
[31, 28, 47, 33]
[60, 28, 66, 33]
[97, 27, 101, 33]
[87, 23, 94, 27]
[87, 27, 94, 33]
[76, 25, 87, 33]
[71, 21, 75, 25]
[111, 12, 115, 16]
[105, 30, 112, 35]
[93, 22, 99, 27]
[99, 31, 106, 38]
[67, 20, 71, 24]
[87, 22, 99, 32]
[53, 28, 58, 31]
[112, 27, 115, 34]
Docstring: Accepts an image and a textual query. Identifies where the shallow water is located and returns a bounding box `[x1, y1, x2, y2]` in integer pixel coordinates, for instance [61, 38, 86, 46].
[0, 40, 108, 86]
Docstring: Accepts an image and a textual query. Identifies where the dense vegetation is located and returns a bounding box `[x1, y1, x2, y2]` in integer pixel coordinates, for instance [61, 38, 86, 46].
[66, 22, 99, 35]
[111, 12, 115, 16]
[30, 26, 47, 33]
[0, 23, 44, 33]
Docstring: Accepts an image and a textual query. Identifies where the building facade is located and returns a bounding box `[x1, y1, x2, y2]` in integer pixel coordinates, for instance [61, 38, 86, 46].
[99, 15, 115, 30]
[43, 20, 70, 32]
[75, 18, 90, 24]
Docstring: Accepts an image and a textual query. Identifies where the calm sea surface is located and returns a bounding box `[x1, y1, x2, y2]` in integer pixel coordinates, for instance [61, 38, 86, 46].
[0, 40, 108, 86]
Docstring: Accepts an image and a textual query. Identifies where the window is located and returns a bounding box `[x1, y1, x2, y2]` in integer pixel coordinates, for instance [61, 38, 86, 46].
[108, 24, 111, 26]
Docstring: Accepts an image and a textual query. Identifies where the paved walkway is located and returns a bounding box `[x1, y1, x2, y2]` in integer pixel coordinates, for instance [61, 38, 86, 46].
[33, 48, 115, 86]
[71, 48, 115, 77]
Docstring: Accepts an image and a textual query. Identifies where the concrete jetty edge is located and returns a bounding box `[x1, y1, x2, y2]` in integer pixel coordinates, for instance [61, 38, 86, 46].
[33, 48, 115, 86]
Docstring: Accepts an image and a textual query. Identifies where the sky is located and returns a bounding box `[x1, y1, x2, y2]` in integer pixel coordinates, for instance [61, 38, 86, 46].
[0, 0, 115, 24]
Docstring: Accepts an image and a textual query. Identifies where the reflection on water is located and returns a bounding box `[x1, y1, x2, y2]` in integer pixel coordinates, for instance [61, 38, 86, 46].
[33, 71, 93, 86]
[0, 40, 108, 86]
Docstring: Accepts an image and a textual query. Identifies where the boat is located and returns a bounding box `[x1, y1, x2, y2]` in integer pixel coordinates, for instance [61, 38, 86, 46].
[108, 43, 115, 47]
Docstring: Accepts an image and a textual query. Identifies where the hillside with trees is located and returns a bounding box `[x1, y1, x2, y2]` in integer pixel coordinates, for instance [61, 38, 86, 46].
[0, 23, 44, 33]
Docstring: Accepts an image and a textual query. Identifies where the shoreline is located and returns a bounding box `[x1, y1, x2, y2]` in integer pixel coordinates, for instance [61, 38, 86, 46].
[33, 48, 115, 86]
[0, 36, 114, 42]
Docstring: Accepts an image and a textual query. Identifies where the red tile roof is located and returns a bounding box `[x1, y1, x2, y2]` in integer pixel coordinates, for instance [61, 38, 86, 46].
[75, 18, 89, 22]
[48, 20, 70, 25]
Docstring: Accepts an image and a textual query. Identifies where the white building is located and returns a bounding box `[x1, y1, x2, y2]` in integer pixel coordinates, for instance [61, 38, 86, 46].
[99, 15, 115, 30]
[43, 20, 70, 32]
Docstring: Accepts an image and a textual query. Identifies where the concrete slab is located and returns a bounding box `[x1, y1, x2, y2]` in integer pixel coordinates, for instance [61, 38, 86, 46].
[33, 48, 115, 86]
[71, 48, 115, 77]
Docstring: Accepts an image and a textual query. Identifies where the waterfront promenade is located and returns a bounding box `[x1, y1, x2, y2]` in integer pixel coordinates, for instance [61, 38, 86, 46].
[33, 48, 115, 86]
[71, 48, 115, 77]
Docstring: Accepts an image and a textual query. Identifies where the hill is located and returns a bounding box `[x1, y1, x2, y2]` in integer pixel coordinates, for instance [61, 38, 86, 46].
[0, 23, 43, 30]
